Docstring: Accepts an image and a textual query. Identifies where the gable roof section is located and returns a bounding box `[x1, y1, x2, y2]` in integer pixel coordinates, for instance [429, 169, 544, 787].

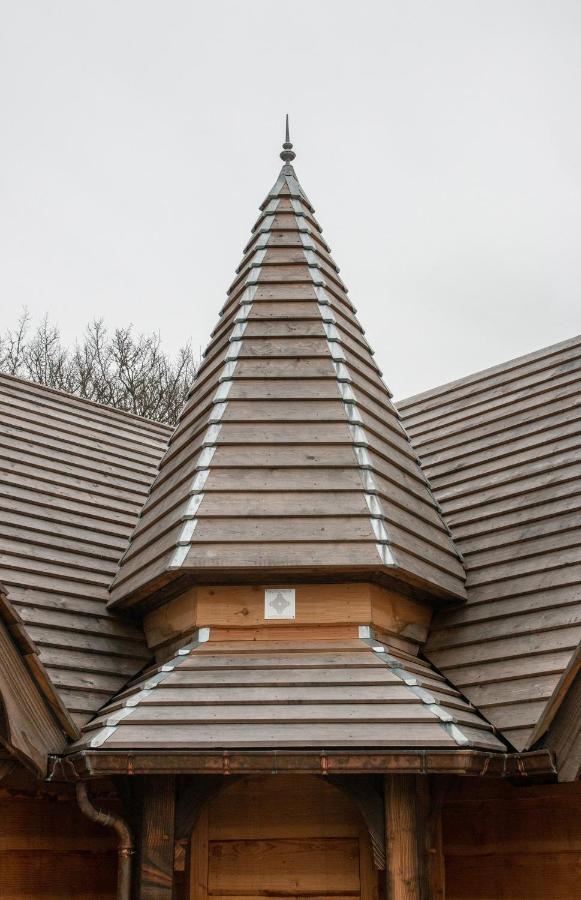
[0, 374, 170, 731]
[110, 152, 465, 607]
[398, 335, 581, 751]
[539, 649, 581, 781]
[0, 583, 65, 774]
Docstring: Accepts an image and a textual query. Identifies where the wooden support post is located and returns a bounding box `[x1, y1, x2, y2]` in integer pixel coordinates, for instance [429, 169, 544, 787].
[137, 776, 176, 900]
[384, 775, 437, 900]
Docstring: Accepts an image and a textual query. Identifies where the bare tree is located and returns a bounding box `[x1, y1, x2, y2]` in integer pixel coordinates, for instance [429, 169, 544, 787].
[0, 311, 198, 425]
[0, 309, 31, 376]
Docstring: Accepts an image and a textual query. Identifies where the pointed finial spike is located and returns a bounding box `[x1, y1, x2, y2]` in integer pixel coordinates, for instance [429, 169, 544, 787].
[280, 114, 296, 164]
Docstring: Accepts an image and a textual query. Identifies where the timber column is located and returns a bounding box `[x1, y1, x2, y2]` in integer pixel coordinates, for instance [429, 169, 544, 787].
[137, 776, 176, 899]
[384, 775, 435, 900]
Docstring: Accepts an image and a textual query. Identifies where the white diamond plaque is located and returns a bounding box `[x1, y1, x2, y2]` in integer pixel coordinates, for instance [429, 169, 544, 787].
[264, 588, 296, 620]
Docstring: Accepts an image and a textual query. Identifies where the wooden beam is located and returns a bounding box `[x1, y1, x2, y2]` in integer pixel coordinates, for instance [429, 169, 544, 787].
[384, 775, 436, 900]
[542, 669, 581, 782]
[137, 776, 176, 899]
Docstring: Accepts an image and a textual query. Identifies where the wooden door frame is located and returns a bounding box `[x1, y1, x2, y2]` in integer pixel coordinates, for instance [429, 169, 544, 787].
[134, 772, 445, 900]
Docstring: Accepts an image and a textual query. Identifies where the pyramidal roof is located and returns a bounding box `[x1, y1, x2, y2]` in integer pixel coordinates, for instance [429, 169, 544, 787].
[110, 123, 466, 607]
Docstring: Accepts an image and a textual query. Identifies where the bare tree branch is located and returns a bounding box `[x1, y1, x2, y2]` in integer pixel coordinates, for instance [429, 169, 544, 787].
[0, 309, 31, 375]
[0, 313, 198, 425]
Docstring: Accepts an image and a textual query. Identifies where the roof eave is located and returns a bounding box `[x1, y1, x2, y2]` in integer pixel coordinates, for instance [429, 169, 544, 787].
[108, 563, 467, 615]
[50, 747, 556, 781]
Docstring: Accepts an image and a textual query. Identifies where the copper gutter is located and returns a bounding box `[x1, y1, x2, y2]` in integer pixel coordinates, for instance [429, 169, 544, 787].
[76, 783, 134, 900]
[54, 748, 556, 781]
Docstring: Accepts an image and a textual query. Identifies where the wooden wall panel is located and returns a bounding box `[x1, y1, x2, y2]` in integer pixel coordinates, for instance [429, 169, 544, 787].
[442, 779, 581, 900]
[0, 783, 116, 899]
[144, 582, 430, 659]
[207, 838, 360, 894]
[190, 775, 378, 899]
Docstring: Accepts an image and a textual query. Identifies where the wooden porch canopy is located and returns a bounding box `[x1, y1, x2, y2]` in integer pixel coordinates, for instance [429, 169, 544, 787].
[70, 632, 504, 753]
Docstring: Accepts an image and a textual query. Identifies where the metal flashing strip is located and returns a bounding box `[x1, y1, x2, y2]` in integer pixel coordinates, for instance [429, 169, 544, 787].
[225, 246, 268, 305]
[358, 628, 471, 747]
[266, 168, 311, 204]
[168, 271, 261, 569]
[265, 172, 286, 201]
[303, 248, 347, 292]
[296, 225, 396, 568]
[87, 628, 211, 748]
[246, 210, 332, 257]
[231, 246, 268, 288]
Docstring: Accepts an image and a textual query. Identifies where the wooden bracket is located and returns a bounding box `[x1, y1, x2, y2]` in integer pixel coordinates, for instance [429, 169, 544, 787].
[173, 774, 242, 871]
[322, 774, 386, 870]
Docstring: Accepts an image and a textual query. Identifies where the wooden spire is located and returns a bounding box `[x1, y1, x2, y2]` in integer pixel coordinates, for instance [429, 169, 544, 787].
[110, 135, 466, 608]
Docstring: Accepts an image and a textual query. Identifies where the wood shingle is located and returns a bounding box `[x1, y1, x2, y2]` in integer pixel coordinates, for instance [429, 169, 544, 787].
[0, 374, 170, 731]
[398, 335, 581, 751]
[75, 632, 504, 753]
[110, 157, 465, 607]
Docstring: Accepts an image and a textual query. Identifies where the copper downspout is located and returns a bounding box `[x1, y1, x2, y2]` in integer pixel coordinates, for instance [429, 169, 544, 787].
[76, 782, 134, 900]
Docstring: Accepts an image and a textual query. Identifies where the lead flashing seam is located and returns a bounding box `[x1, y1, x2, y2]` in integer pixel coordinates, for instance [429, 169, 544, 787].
[358, 628, 470, 747]
[236, 229, 272, 275]
[114, 234, 268, 585]
[301, 245, 355, 312]
[266, 169, 311, 206]
[168, 239, 269, 568]
[87, 627, 211, 748]
[245, 210, 331, 256]
[297, 219, 395, 567]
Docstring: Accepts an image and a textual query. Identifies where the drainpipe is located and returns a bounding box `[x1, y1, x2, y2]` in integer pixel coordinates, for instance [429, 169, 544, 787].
[76, 782, 134, 900]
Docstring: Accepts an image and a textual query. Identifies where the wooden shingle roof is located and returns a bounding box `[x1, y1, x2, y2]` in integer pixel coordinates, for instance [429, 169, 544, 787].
[398, 335, 581, 751]
[74, 631, 504, 752]
[0, 374, 170, 731]
[110, 142, 465, 607]
[1, 128, 578, 765]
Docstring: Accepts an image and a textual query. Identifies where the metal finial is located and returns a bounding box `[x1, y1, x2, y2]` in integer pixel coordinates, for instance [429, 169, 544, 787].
[280, 114, 296, 163]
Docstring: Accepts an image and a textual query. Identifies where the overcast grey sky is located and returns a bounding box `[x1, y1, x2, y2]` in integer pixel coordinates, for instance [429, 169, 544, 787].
[1, 1, 579, 399]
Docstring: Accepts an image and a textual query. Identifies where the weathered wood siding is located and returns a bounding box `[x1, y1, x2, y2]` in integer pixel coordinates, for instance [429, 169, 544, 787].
[0, 778, 116, 899]
[442, 779, 581, 899]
